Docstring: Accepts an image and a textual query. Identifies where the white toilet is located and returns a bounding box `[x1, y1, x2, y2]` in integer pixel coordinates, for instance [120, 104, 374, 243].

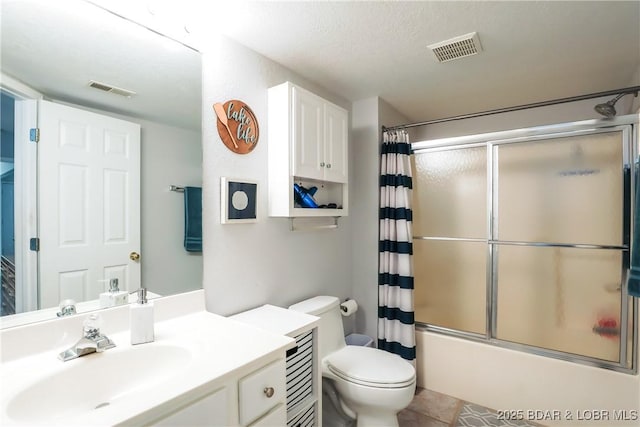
[289, 296, 416, 427]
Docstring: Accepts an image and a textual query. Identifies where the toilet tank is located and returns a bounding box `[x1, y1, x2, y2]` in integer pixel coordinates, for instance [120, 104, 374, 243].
[289, 296, 346, 360]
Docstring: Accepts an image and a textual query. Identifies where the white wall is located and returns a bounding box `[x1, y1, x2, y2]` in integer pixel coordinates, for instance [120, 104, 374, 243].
[201, 35, 354, 318]
[350, 97, 410, 341]
[139, 119, 202, 296]
[351, 97, 381, 341]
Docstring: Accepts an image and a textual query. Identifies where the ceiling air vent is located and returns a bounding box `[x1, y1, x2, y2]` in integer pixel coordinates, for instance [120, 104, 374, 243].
[88, 80, 136, 98]
[428, 32, 482, 63]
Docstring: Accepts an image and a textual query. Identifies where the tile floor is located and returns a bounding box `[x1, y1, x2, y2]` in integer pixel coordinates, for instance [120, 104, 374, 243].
[398, 388, 543, 427]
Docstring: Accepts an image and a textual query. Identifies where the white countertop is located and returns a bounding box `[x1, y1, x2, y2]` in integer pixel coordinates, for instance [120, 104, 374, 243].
[0, 292, 294, 426]
[230, 304, 319, 338]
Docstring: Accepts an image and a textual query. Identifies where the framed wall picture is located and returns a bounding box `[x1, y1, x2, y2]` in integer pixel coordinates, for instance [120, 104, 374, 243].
[221, 177, 258, 224]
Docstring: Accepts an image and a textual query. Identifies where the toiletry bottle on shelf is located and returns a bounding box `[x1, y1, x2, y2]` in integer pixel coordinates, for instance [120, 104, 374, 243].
[99, 278, 128, 308]
[130, 288, 154, 345]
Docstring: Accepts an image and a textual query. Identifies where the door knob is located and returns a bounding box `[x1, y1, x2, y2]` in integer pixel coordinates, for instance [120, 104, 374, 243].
[263, 387, 275, 398]
[129, 252, 140, 261]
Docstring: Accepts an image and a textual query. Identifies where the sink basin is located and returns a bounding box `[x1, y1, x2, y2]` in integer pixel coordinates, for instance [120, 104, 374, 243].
[1, 307, 295, 427]
[6, 344, 191, 424]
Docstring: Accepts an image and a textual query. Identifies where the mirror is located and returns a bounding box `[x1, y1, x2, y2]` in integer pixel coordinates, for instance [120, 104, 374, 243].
[0, 0, 203, 327]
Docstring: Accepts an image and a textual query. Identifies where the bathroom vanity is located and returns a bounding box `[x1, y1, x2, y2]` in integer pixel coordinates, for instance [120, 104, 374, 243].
[0, 290, 294, 426]
[232, 304, 322, 427]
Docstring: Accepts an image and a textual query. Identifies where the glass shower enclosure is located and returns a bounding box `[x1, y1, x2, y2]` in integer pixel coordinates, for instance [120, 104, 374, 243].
[412, 118, 637, 372]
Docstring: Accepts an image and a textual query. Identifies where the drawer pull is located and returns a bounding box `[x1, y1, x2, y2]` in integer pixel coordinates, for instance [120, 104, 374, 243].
[263, 387, 275, 398]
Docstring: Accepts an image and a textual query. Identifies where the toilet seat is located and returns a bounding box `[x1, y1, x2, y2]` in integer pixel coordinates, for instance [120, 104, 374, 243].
[325, 346, 415, 388]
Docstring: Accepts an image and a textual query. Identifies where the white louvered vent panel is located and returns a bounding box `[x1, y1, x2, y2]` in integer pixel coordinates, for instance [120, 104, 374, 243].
[428, 32, 482, 63]
[88, 80, 136, 97]
[287, 402, 315, 427]
[286, 330, 315, 424]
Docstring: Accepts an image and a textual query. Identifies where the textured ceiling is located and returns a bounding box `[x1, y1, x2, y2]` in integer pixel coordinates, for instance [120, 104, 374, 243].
[1, 1, 639, 130]
[214, 1, 640, 123]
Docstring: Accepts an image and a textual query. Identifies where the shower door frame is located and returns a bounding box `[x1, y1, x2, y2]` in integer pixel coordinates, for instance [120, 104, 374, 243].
[412, 115, 639, 374]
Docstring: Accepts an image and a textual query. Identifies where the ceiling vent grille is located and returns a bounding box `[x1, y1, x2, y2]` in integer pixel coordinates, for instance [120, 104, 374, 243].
[89, 80, 136, 98]
[428, 32, 482, 63]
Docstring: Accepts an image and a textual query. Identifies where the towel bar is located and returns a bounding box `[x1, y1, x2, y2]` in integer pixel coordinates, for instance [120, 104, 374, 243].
[289, 216, 339, 231]
[169, 185, 185, 192]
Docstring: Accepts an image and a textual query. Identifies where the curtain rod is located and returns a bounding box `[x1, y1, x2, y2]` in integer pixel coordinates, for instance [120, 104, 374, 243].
[382, 85, 640, 132]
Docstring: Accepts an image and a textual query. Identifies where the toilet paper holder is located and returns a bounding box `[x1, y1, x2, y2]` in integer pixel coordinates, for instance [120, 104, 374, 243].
[340, 299, 358, 316]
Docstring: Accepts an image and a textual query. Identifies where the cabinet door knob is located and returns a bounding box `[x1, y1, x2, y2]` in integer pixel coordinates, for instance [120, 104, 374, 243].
[263, 387, 275, 398]
[320, 162, 325, 167]
[326, 163, 332, 169]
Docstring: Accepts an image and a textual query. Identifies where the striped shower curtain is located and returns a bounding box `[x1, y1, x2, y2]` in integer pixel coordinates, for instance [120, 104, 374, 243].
[378, 129, 416, 361]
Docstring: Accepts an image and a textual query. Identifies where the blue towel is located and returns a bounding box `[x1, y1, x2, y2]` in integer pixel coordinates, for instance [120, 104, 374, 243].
[628, 162, 640, 297]
[184, 186, 202, 252]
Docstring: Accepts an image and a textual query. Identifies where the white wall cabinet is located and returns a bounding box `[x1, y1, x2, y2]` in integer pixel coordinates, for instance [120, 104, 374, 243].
[292, 87, 325, 181]
[268, 81, 348, 217]
[291, 87, 348, 183]
[322, 101, 349, 183]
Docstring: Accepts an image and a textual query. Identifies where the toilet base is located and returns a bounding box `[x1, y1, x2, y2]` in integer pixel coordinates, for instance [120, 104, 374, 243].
[356, 412, 400, 427]
[323, 402, 356, 427]
[329, 376, 415, 427]
[323, 378, 356, 427]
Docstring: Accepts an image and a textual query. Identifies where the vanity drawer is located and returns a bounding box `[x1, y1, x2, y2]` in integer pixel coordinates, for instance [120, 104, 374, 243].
[239, 359, 286, 425]
[152, 386, 228, 426]
[249, 403, 286, 426]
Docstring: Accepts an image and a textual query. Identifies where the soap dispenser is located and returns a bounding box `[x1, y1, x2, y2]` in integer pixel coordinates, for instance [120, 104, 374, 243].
[99, 278, 128, 308]
[130, 288, 154, 345]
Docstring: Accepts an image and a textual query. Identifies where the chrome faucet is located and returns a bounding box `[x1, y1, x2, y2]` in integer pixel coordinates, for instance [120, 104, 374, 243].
[58, 314, 115, 362]
[56, 299, 77, 317]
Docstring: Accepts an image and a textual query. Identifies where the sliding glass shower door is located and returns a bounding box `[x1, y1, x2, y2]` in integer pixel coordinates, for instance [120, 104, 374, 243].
[413, 123, 636, 371]
[413, 146, 487, 335]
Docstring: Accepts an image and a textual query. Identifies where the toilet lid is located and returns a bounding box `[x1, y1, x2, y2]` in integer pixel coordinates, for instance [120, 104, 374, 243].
[325, 346, 415, 388]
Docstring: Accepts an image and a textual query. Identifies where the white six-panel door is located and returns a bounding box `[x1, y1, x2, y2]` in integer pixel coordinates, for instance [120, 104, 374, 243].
[38, 100, 140, 309]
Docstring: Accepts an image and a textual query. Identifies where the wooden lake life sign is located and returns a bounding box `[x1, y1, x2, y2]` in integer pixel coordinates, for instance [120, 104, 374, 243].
[213, 100, 260, 155]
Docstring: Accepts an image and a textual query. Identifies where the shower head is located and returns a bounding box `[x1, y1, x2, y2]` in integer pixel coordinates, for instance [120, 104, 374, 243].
[594, 93, 630, 118]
